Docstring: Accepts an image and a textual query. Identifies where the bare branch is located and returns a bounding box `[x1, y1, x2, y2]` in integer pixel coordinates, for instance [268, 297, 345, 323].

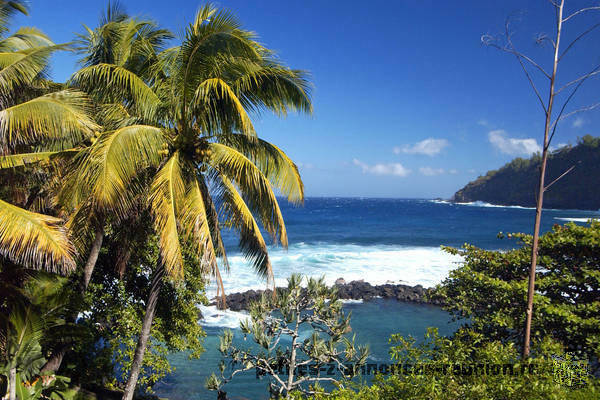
[559, 22, 600, 62]
[544, 164, 576, 192]
[556, 67, 600, 94]
[563, 6, 600, 23]
[551, 102, 600, 134]
[535, 32, 556, 49]
[514, 53, 549, 113]
[481, 18, 555, 114]
[481, 38, 551, 79]
[548, 64, 600, 147]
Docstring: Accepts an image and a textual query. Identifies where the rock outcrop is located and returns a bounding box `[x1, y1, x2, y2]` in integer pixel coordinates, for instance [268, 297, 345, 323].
[216, 279, 443, 311]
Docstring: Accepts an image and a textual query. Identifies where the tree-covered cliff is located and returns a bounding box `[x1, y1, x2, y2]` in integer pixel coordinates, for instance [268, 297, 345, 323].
[452, 135, 600, 210]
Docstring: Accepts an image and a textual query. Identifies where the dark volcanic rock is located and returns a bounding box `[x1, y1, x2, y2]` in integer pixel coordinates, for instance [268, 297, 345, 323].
[215, 280, 440, 311]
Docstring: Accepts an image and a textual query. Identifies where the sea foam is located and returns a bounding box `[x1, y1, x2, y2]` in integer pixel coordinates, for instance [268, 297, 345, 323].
[430, 199, 535, 210]
[554, 217, 597, 223]
[205, 243, 462, 300]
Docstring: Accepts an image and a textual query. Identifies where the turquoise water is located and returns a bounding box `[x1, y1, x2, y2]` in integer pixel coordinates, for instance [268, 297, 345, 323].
[152, 198, 599, 399]
[155, 300, 458, 400]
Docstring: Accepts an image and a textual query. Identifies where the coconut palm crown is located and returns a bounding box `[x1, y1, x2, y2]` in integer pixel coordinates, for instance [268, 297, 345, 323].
[68, 4, 312, 299]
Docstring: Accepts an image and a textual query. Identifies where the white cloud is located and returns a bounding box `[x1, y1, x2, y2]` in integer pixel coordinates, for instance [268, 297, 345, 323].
[353, 159, 411, 177]
[448, 169, 459, 174]
[549, 143, 568, 152]
[296, 162, 313, 169]
[478, 119, 489, 127]
[419, 167, 445, 176]
[488, 130, 541, 155]
[572, 117, 584, 128]
[394, 138, 449, 156]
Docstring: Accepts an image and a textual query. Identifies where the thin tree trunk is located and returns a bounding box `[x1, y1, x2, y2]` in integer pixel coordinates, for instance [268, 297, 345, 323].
[122, 266, 165, 400]
[523, 0, 563, 359]
[82, 225, 105, 292]
[40, 224, 105, 374]
[8, 367, 15, 400]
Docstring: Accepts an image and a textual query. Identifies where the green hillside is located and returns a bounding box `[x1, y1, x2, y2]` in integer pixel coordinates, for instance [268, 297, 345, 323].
[452, 135, 600, 210]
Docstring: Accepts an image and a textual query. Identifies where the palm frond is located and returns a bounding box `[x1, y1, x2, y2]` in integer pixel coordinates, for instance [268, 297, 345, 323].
[0, 89, 98, 147]
[180, 5, 260, 106]
[232, 61, 312, 116]
[180, 176, 219, 276]
[0, 43, 69, 93]
[192, 77, 255, 136]
[70, 63, 160, 120]
[0, 149, 79, 169]
[207, 142, 287, 247]
[220, 133, 304, 203]
[216, 173, 272, 279]
[79, 124, 166, 215]
[149, 152, 185, 279]
[0, 27, 54, 51]
[0, 0, 28, 35]
[0, 198, 75, 272]
[197, 176, 229, 272]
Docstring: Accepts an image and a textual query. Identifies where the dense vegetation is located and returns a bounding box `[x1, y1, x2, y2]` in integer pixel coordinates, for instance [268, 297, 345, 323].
[452, 135, 600, 210]
[0, 1, 311, 399]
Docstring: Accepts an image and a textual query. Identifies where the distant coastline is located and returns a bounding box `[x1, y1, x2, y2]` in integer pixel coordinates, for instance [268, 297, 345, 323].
[449, 136, 600, 211]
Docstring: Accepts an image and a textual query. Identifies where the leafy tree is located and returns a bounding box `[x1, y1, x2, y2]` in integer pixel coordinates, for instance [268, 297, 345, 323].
[431, 221, 600, 369]
[481, 0, 600, 357]
[208, 274, 369, 399]
[61, 211, 207, 392]
[304, 328, 599, 400]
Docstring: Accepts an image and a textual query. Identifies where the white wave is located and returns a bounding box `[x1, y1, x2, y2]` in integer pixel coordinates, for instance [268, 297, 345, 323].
[206, 244, 462, 300]
[428, 199, 534, 209]
[339, 298, 363, 304]
[428, 199, 596, 212]
[554, 217, 597, 223]
[198, 304, 250, 329]
[456, 201, 535, 210]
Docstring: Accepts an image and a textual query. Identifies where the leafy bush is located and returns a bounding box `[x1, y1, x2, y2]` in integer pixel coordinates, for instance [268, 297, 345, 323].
[431, 221, 600, 367]
[303, 328, 599, 400]
[208, 274, 368, 398]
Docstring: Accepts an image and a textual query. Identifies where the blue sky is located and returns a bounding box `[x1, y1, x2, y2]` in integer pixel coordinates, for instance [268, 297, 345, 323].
[14, 0, 600, 198]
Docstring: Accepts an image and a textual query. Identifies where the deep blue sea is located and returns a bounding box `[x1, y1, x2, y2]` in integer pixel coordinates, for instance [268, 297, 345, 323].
[154, 198, 600, 400]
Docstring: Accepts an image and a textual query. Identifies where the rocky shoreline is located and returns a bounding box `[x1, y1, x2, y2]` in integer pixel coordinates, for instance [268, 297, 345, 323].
[216, 278, 444, 311]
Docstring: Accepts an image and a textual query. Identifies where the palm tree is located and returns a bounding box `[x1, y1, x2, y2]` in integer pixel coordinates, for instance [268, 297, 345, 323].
[70, 4, 311, 398]
[0, 1, 97, 273]
[37, 3, 174, 374]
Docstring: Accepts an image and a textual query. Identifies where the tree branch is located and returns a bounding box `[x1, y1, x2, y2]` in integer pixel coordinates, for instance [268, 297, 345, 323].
[549, 102, 600, 144]
[544, 164, 576, 192]
[555, 67, 600, 94]
[558, 22, 600, 62]
[563, 6, 600, 23]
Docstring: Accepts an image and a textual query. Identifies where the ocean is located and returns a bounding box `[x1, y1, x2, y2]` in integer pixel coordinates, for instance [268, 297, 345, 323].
[154, 198, 600, 400]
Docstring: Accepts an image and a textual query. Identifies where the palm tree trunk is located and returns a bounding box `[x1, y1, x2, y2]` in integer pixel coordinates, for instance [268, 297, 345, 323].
[522, 0, 563, 359]
[122, 266, 165, 400]
[40, 225, 104, 374]
[8, 367, 16, 400]
[82, 225, 105, 291]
